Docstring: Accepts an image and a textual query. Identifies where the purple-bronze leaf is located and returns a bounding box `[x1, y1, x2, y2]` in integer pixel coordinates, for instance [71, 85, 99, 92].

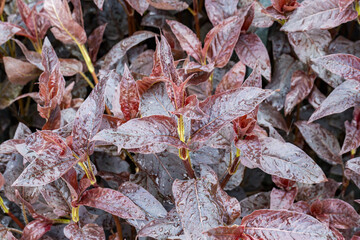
[20, 219, 52, 240]
[259, 137, 327, 184]
[309, 80, 360, 122]
[3, 57, 41, 85]
[339, 0, 355, 11]
[345, 157, 360, 189]
[205, 0, 238, 26]
[190, 87, 272, 143]
[0, 22, 21, 45]
[124, 0, 149, 15]
[235, 33, 271, 81]
[92, 115, 186, 152]
[281, 0, 357, 32]
[44, 0, 87, 44]
[203, 16, 243, 68]
[102, 31, 156, 70]
[78, 187, 146, 219]
[64, 223, 105, 240]
[295, 121, 342, 165]
[270, 188, 297, 210]
[166, 19, 202, 63]
[71, 74, 107, 156]
[119, 64, 140, 121]
[88, 23, 107, 62]
[172, 165, 240, 239]
[215, 61, 246, 94]
[204, 225, 248, 240]
[313, 54, 360, 81]
[146, 0, 188, 11]
[241, 209, 338, 239]
[310, 199, 360, 229]
[284, 70, 316, 115]
[340, 120, 360, 155]
[240, 192, 270, 217]
[308, 86, 326, 109]
[12, 131, 76, 187]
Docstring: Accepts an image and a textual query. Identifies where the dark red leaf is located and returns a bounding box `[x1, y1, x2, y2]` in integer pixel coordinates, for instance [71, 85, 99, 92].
[20, 219, 52, 240]
[270, 188, 297, 210]
[281, 0, 357, 32]
[204, 225, 248, 240]
[166, 19, 202, 63]
[295, 121, 342, 165]
[313, 54, 360, 81]
[44, 0, 87, 44]
[241, 209, 338, 239]
[12, 131, 75, 186]
[172, 165, 240, 239]
[78, 187, 146, 219]
[146, 0, 188, 11]
[124, 0, 149, 15]
[259, 137, 327, 184]
[284, 70, 316, 115]
[119, 64, 140, 121]
[296, 179, 341, 202]
[215, 61, 246, 94]
[310, 199, 360, 229]
[88, 23, 107, 62]
[92, 115, 187, 152]
[205, 0, 238, 26]
[71, 74, 107, 156]
[309, 80, 360, 122]
[64, 223, 105, 240]
[235, 33, 271, 81]
[203, 16, 244, 68]
[3, 57, 41, 85]
[190, 87, 272, 142]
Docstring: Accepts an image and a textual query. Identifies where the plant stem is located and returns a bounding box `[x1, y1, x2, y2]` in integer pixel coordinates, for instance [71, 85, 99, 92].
[7, 227, 23, 235]
[112, 215, 123, 240]
[192, 0, 200, 39]
[220, 149, 241, 189]
[72, 206, 79, 222]
[52, 218, 71, 224]
[124, 1, 135, 35]
[21, 203, 28, 225]
[7, 211, 25, 229]
[79, 71, 94, 89]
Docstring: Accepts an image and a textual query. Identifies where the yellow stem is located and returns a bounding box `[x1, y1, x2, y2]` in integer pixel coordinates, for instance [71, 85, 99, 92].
[187, 7, 196, 16]
[71, 206, 79, 222]
[21, 203, 28, 224]
[79, 71, 94, 88]
[52, 218, 71, 224]
[0, 196, 9, 213]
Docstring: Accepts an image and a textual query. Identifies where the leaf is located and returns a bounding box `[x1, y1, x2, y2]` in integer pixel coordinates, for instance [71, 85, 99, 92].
[119, 64, 140, 121]
[236, 136, 262, 169]
[140, 82, 175, 117]
[313, 54, 360, 81]
[270, 188, 297, 210]
[265, 54, 305, 111]
[159, 35, 180, 85]
[92, 115, 187, 152]
[215, 61, 246, 94]
[296, 179, 341, 202]
[64, 223, 105, 240]
[172, 165, 240, 239]
[240, 192, 270, 217]
[345, 157, 360, 187]
[77, 187, 146, 219]
[281, 0, 357, 32]
[88, 23, 107, 62]
[258, 102, 288, 132]
[93, 0, 105, 10]
[339, 0, 355, 11]
[259, 137, 327, 184]
[173, 95, 207, 120]
[203, 16, 244, 68]
[20, 219, 52, 240]
[12, 131, 76, 187]
[271, 0, 299, 13]
[284, 71, 316, 115]
[124, 0, 149, 15]
[102, 31, 156, 70]
[235, 33, 271, 81]
[146, 0, 188, 11]
[309, 80, 360, 122]
[190, 87, 272, 142]
[40, 179, 71, 216]
[308, 86, 326, 109]
[340, 120, 360, 154]
[295, 121, 342, 165]
[38, 38, 65, 120]
[137, 209, 183, 239]
[241, 209, 338, 239]
[166, 19, 202, 63]
[71, 74, 107, 156]
[3, 56, 41, 85]
[44, 0, 87, 44]
[310, 199, 360, 229]
[134, 151, 187, 199]
[204, 225, 253, 240]
[0, 22, 21, 46]
[59, 58, 83, 76]
[0, 224, 17, 240]
[205, 0, 238, 26]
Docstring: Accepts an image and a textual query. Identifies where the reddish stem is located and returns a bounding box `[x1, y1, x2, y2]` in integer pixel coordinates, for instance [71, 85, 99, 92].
[7, 211, 25, 230]
[220, 156, 241, 189]
[193, 0, 200, 39]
